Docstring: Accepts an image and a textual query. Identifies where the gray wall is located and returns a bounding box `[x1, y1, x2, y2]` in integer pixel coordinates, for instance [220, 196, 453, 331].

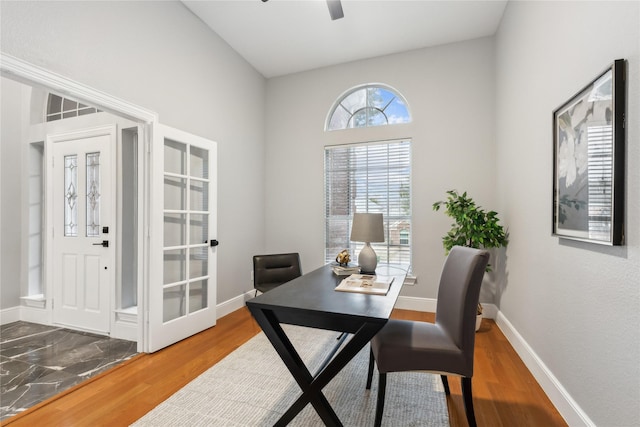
[495, 2, 639, 426]
[265, 37, 498, 301]
[0, 78, 25, 309]
[0, 1, 267, 304]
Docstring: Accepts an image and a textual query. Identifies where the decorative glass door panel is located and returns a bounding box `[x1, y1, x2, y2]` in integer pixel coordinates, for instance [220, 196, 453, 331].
[64, 155, 79, 236]
[86, 152, 101, 237]
[149, 125, 217, 352]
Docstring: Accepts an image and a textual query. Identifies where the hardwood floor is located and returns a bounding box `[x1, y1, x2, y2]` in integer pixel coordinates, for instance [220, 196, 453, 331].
[2, 307, 567, 427]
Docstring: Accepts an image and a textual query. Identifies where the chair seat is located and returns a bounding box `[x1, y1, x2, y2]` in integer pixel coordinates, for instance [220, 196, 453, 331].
[371, 319, 470, 377]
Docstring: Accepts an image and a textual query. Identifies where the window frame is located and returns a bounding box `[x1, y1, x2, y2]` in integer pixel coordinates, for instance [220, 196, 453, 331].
[324, 139, 412, 271]
[325, 83, 411, 131]
[46, 93, 101, 122]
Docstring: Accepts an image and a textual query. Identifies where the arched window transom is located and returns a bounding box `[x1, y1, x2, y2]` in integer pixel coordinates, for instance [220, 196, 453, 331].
[46, 93, 101, 122]
[326, 84, 411, 131]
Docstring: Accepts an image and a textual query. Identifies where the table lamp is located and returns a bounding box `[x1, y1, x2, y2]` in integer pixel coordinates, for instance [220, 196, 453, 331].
[350, 213, 384, 274]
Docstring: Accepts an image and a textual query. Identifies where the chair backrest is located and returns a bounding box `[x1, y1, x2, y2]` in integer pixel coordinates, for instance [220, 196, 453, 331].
[253, 253, 302, 292]
[435, 246, 489, 369]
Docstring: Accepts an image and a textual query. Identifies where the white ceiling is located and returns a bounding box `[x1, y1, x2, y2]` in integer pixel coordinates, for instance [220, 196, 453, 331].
[183, 0, 508, 78]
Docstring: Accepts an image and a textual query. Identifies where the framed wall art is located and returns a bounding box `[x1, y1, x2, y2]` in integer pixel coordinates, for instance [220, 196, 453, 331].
[552, 59, 626, 245]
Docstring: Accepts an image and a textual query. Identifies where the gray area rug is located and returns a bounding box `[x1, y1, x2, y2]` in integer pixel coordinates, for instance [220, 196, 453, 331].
[133, 326, 449, 426]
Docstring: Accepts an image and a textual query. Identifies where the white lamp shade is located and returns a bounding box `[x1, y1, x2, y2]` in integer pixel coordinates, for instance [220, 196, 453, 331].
[350, 213, 384, 243]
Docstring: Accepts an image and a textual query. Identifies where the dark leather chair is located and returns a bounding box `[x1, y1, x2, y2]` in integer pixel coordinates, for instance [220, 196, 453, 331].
[253, 253, 302, 296]
[366, 246, 489, 427]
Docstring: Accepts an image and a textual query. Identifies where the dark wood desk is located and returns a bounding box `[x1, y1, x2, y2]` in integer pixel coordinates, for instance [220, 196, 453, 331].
[246, 264, 406, 426]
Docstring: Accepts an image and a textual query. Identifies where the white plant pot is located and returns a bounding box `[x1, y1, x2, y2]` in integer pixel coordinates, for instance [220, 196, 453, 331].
[475, 314, 482, 332]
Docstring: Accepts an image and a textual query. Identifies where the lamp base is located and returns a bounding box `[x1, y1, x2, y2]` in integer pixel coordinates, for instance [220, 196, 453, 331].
[357, 242, 378, 274]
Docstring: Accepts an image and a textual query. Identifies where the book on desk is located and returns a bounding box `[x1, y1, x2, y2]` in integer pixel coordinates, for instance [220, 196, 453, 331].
[331, 264, 361, 276]
[334, 274, 394, 295]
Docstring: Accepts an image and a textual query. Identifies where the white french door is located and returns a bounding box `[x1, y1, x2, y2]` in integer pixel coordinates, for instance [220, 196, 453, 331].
[147, 125, 217, 352]
[48, 126, 116, 334]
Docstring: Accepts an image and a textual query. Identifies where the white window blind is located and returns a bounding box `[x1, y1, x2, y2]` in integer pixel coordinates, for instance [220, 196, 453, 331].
[324, 140, 411, 268]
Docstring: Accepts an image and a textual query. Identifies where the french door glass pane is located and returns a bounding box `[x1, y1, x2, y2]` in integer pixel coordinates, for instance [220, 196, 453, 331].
[163, 284, 186, 322]
[164, 176, 186, 210]
[190, 180, 208, 211]
[189, 247, 208, 279]
[164, 213, 186, 247]
[190, 146, 208, 179]
[164, 139, 186, 175]
[189, 214, 208, 245]
[163, 249, 186, 285]
[64, 155, 78, 237]
[189, 279, 208, 313]
[86, 152, 101, 237]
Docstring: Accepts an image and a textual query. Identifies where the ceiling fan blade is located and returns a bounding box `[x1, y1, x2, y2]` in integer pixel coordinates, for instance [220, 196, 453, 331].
[326, 0, 344, 20]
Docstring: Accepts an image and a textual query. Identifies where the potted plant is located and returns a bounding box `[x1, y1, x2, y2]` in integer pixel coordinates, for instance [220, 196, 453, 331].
[433, 190, 508, 330]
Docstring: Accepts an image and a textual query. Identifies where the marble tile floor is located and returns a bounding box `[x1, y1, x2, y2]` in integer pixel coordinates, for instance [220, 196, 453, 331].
[0, 321, 137, 421]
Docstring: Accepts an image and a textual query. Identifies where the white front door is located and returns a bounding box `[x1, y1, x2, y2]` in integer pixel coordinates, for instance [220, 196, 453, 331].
[48, 126, 116, 334]
[147, 125, 217, 352]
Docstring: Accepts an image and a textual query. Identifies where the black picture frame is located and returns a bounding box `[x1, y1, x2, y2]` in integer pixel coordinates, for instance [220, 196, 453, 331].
[552, 59, 626, 245]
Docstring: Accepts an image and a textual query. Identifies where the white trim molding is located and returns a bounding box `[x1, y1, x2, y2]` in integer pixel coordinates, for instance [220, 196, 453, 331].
[395, 296, 437, 313]
[0, 53, 158, 124]
[0, 306, 20, 324]
[217, 290, 256, 319]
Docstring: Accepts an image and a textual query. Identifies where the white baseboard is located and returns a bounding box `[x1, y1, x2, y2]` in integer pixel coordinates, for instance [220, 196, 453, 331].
[395, 295, 437, 312]
[495, 311, 594, 427]
[17, 306, 50, 324]
[394, 296, 499, 320]
[1, 305, 97, 326]
[216, 290, 255, 319]
[0, 306, 20, 324]
[4, 290, 253, 332]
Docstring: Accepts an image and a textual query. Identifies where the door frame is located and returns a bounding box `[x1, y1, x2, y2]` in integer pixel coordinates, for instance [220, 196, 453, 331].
[1, 53, 157, 352]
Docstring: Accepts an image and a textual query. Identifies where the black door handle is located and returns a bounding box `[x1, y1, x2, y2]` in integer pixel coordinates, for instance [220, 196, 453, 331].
[210, 239, 219, 247]
[93, 240, 109, 248]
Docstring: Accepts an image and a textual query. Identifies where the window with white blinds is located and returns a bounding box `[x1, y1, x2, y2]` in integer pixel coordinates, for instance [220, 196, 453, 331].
[324, 140, 411, 269]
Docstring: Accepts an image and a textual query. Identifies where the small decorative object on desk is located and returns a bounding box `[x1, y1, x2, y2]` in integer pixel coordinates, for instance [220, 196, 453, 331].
[335, 274, 394, 295]
[335, 249, 351, 266]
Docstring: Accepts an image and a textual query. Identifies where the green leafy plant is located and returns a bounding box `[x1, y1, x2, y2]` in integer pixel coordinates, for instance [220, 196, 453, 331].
[433, 190, 508, 316]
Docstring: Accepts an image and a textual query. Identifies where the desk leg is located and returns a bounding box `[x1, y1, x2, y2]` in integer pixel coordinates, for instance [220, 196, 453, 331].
[248, 305, 383, 427]
[248, 307, 341, 426]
